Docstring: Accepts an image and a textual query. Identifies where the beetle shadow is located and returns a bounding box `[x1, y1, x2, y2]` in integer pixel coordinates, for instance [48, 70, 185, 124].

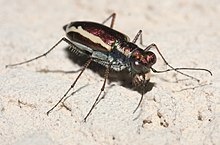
[63, 47, 155, 95]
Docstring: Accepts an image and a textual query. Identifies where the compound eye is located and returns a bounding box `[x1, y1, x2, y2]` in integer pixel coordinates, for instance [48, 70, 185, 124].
[132, 60, 144, 73]
[145, 51, 156, 66]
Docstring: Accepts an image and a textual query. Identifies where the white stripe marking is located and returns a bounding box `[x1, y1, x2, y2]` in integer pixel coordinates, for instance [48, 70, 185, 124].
[66, 26, 112, 51]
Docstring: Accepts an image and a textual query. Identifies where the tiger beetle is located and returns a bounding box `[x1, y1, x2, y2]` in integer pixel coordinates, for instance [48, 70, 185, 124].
[6, 13, 212, 122]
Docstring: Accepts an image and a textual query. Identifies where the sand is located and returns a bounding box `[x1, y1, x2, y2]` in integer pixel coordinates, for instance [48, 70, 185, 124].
[0, 0, 219, 145]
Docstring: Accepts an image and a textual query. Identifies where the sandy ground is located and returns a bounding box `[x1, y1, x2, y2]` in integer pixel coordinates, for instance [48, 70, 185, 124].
[0, 0, 219, 145]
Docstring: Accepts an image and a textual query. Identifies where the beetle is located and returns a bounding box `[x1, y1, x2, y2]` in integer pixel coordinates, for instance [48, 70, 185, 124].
[6, 13, 212, 122]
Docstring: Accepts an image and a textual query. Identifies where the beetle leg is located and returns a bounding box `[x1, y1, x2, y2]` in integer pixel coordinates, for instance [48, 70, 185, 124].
[83, 63, 111, 122]
[146, 43, 211, 81]
[46, 58, 93, 115]
[133, 76, 149, 114]
[102, 13, 116, 28]
[6, 37, 80, 68]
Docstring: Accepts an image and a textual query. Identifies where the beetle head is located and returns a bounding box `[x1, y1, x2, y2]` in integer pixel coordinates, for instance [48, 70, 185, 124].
[130, 48, 156, 74]
[129, 48, 156, 86]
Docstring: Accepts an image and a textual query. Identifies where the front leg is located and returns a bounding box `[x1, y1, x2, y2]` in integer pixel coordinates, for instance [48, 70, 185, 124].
[146, 44, 211, 81]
